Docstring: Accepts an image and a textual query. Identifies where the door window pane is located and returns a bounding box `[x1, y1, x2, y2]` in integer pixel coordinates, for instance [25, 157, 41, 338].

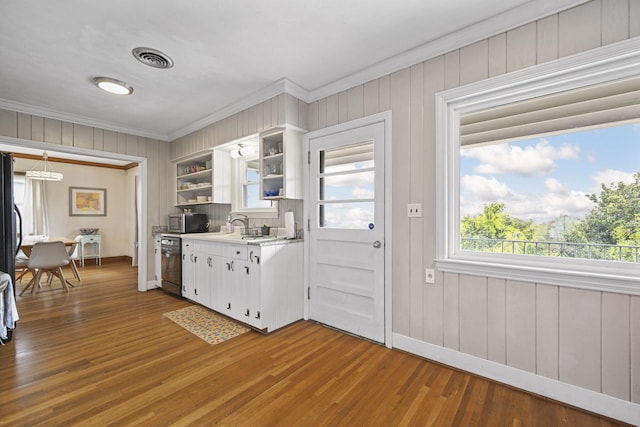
[320, 171, 374, 201]
[318, 141, 375, 229]
[318, 202, 374, 229]
[321, 141, 374, 173]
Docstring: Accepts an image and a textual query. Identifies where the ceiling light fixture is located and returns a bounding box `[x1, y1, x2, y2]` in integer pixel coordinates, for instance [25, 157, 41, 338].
[230, 144, 256, 159]
[25, 151, 63, 181]
[92, 77, 134, 95]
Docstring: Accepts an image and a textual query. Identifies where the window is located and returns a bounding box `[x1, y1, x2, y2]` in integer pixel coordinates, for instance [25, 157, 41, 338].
[219, 134, 277, 217]
[436, 38, 640, 293]
[13, 174, 25, 214]
[239, 155, 273, 211]
[318, 141, 375, 229]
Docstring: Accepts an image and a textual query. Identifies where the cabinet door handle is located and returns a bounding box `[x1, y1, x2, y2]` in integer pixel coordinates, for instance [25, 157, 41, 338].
[255, 311, 260, 320]
[182, 254, 186, 261]
[207, 257, 212, 267]
[227, 302, 231, 310]
[244, 266, 250, 275]
[244, 309, 250, 317]
[194, 289, 198, 296]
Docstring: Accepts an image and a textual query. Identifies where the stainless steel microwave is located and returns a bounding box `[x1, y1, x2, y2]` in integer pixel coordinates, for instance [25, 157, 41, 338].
[168, 213, 208, 234]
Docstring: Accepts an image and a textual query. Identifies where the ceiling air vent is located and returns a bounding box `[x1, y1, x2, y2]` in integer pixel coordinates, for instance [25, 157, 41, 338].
[132, 47, 174, 69]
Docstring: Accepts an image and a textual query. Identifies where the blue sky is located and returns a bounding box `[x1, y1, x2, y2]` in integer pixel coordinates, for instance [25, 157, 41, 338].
[460, 122, 640, 223]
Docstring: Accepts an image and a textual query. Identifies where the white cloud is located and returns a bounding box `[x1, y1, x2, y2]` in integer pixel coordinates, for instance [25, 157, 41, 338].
[591, 169, 636, 190]
[324, 171, 373, 188]
[461, 175, 593, 222]
[461, 139, 580, 176]
[352, 187, 374, 198]
[323, 206, 373, 228]
[461, 175, 513, 200]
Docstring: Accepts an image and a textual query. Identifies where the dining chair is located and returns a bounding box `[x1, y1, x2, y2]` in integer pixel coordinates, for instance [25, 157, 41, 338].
[19, 241, 71, 296]
[66, 235, 83, 282]
[15, 250, 31, 284]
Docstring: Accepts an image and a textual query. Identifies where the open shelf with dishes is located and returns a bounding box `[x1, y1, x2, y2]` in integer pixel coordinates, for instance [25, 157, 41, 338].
[259, 126, 304, 200]
[174, 150, 231, 207]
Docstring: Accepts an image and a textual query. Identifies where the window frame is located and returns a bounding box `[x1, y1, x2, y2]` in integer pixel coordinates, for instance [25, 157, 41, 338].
[435, 38, 640, 295]
[232, 152, 278, 218]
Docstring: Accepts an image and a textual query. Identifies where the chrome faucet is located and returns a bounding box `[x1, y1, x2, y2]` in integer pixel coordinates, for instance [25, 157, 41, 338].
[230, 214, 250, 236]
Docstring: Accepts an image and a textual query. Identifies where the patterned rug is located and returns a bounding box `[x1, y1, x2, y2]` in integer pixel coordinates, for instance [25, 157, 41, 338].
[163, 305, 251, 344]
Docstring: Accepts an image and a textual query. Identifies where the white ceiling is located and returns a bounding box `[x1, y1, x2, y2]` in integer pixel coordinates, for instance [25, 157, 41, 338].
[0, 0, 586, 144]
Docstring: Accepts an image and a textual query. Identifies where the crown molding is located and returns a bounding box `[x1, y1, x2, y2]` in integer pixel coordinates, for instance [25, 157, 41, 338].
[0, 98, 168, 141]
[168, 77, 310, 141]
[306, 0, 590, 102]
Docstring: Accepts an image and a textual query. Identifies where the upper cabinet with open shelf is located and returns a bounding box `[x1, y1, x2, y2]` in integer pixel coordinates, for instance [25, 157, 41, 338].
[174, 150, 231, 207]
[259, 126, 304, 200]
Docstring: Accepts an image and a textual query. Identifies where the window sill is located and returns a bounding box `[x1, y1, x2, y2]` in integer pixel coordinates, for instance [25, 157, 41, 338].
[435, 256, 640, 296]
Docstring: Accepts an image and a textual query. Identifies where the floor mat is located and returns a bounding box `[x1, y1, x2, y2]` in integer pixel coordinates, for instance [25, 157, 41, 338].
[163, 305, 251, 344]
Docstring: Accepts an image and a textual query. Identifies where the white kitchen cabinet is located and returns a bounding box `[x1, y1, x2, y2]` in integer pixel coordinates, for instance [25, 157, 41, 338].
[260, 126, 304, 200]
[181, 237, 303, 333]
[174, 150, 231, 207]
[181, 240, 211, 307]
[249, 243, 303, 331]
[154, 236, 162, 287]
[218, 244, 249, 321]
[181, 240, 195, 299]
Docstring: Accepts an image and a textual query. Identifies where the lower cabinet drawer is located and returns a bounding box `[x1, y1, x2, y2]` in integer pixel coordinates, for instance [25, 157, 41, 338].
[226, 245, 247, 260]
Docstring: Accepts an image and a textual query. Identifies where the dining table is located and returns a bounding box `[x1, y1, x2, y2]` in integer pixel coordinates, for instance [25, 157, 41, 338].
[20, 237, 76, 257]
[19, 237, 82, 284]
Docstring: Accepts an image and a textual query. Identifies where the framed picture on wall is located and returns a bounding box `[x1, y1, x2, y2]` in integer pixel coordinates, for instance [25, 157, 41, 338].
[69, 187, 107, 216]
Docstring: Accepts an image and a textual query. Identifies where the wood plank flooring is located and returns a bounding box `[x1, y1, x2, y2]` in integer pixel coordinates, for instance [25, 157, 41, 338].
[0, 261, 629, 426]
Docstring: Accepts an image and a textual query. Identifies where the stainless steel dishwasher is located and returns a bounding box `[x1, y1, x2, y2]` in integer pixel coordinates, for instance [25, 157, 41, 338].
[160, 236, 182, 297]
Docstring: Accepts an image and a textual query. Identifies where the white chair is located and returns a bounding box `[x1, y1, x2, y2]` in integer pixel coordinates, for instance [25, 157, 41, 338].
[20, 241, 71, 296]
[15, 250, 31, 284]
[67, 236, 83, 282]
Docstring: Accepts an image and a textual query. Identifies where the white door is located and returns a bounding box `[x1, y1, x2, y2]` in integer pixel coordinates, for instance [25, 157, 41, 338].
[305, 115, 388, 343]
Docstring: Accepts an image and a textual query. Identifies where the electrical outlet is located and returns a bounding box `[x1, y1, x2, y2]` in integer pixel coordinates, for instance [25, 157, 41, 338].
[425, 268, 435, 284]
[407, 203, 422, 218]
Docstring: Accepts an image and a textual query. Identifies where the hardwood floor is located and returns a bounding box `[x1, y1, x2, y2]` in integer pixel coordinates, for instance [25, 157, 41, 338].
[0, 261, 628, 426]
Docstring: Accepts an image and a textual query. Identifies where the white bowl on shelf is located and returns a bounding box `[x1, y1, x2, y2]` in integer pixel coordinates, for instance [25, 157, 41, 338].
[196, 196, 207, 202]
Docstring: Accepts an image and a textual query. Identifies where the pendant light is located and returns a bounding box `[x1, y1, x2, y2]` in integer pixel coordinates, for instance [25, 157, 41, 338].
[25, 151, 63, 181]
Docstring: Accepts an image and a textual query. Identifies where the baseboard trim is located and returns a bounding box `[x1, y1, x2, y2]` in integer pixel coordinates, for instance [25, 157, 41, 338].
[78, 256, 133, 265]
[392, 333, 639, 426]
[146, 280, 161, 291]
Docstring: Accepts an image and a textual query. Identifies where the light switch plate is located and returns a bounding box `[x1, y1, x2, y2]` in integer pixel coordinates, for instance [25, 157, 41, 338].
[407, 203, 422, 217]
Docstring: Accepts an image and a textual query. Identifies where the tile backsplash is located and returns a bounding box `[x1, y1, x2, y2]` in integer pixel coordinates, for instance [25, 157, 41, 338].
[183, 199, 304, 237]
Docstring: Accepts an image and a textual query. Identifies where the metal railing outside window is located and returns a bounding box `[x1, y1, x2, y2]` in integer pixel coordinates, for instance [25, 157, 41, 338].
[461, 238, 640, 263]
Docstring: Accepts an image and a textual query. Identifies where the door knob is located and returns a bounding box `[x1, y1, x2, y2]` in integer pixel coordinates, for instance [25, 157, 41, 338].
[373, 240, 382, 248]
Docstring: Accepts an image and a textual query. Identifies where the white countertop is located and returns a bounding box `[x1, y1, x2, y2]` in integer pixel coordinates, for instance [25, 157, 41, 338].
[169, 229, 301, 246]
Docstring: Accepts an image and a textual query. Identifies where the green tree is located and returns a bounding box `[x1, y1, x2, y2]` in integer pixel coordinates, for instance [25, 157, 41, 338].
[461, 202, 536, 240]
[565, 172, 640, 245]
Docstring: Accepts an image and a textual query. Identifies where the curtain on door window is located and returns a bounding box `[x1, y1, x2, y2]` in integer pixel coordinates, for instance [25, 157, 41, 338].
[23, 178, 49, 237]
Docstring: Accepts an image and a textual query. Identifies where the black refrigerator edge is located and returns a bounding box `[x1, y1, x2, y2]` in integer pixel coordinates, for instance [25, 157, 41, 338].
[0, 152, 22, 286]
